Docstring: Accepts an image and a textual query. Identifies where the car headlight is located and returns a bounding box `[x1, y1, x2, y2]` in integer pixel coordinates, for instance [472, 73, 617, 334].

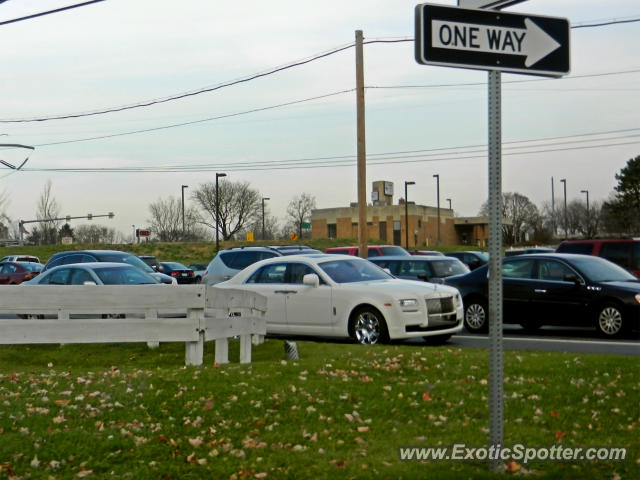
[399, 298, 419, 312]
[455, 293, 462, 308]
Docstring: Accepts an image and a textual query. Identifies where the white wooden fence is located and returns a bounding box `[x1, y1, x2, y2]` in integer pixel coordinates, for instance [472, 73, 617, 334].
[0, 285, 267, 366]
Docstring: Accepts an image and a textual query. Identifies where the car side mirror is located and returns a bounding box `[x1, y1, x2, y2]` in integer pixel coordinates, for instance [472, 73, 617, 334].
[302, 273, 320, 288]
[564, 273, 582, 284]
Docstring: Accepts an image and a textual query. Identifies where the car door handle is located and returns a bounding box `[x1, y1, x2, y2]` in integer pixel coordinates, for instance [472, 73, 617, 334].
[534, 289, 547, 294]
[274, 290, 297, 294]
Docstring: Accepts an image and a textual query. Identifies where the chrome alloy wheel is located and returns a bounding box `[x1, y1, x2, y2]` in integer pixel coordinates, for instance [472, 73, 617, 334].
[465, 303, 487, 331]
[597, 306, 623, 336]
[353, 310, 383, 345]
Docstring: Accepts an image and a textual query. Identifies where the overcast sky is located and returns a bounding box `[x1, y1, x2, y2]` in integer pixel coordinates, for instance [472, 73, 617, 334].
[1, 0, 638, 240]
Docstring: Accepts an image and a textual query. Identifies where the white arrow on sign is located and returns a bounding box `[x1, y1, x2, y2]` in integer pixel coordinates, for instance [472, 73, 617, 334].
[432, 17, 560, 67]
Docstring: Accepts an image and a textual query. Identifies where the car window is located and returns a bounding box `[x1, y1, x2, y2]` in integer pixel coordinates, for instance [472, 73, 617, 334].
[246, 264, 288, 284]
[69, 268, 95, 285]
[43, 268, 71, 285]
[399, 260, 431, 277]
[556, 243, 594, 254]
[377, 246, 410, 256]
[502, 259, 535, 279]
[430, 259, 469, 277]
[95, 267, 157, 285]
[371, 260, 399, 275]
[229, 251, 279, 270]
[95, 253, 155, 273]
[536, 260, 575, 281]
[287, 263, 319, 284]
[599, 243, 632, 270]
[319, 259, 392, 283]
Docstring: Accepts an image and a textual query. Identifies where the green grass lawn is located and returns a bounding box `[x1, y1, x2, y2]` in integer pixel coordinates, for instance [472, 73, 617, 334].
[0, 340, 637, 479]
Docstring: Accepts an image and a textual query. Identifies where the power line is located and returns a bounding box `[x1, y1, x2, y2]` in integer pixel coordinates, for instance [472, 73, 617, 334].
[0, 0, 105, 26]
[2, 15, 638, 124]
[22, 70, 639, 149]
[22, 129, 640, 173]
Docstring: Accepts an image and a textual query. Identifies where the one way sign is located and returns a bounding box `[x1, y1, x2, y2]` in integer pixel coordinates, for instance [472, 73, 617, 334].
[415, 3, 570, 77]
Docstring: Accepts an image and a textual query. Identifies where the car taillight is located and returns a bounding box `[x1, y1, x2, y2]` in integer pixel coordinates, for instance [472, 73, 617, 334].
[170, 271, 179, 277]
[187, 270, 194, 276]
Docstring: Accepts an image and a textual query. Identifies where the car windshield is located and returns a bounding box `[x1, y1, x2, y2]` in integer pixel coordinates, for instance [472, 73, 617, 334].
[164, 262, 187, 269]
[21, 263, 44, 272]
[430, 259, 469, 277]
[94, 266, 158, 285]
[571, 256, 639, 282]
[95, 253, 155, 273]
[319, 259, 392, 283]
[474, 252, 489, 261]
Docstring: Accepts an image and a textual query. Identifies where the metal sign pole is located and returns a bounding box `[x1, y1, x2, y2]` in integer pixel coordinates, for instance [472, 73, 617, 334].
[487, 69, 504, 472]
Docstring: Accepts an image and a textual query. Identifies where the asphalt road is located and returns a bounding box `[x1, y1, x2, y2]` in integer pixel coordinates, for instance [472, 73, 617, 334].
[449, 326, 640, 356]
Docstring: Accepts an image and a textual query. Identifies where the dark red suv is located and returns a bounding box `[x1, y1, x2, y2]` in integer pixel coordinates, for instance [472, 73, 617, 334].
[555, 239, 640, 277]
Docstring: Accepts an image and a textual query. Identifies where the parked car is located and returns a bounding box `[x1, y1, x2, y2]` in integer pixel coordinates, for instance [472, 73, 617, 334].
[505, 247, 554, 257]
[445, 251, 489, 270]
[444, 253, 640, 337]
[0, 255, 41, 264]
[216, 254, 463, 344]
[187, 263, 208, 283]
[369, 256, 469, 283]
[556, 238, 640, 277]
[159, 262, 197, 284]
[324, 245, 411, 258]
[43, 250, 177, 284]
[0, 261, 44, 284]
[139, 255, 163, 272]
[409, 250, 445, 256]
[24, 262, 161, 286]
[202, 246, 284, 285]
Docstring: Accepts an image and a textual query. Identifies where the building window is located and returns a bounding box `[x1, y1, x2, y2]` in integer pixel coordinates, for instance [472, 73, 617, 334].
[327, 224, 337, 239]
[418, 219, 422, 228]
[393, 221, 401, 231]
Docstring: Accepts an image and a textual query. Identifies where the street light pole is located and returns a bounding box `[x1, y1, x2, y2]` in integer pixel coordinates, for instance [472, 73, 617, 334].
[181, 185, 188, 239]
[215, 173, 227, 251]
[580, 189, 589, 213]
[132, 225, 136, 244]
[560, 178, 567, 239]
[433, 174, 440, 245]
[262, 197, 270, 240]
[404, 181, 415, 249]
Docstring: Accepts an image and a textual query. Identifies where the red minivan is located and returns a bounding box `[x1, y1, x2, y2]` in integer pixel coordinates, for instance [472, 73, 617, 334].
[556, 238, 640, 277]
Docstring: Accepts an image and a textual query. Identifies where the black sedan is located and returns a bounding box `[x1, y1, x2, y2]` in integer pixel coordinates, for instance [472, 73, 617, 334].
[159, 262, 197, 284]
[444, 253, 640, 338]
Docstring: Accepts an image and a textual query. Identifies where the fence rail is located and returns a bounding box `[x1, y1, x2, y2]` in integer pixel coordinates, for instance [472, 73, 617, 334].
[0, 285, 267, 366]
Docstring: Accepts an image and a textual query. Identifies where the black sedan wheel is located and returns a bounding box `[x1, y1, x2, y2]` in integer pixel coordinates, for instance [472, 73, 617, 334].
[596, 302, 625, 337]
[350, 307, 389, 345]
[464, 300, 488, 333]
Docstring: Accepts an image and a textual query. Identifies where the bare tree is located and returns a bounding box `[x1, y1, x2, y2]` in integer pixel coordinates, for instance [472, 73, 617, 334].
[192, 179, 261, 240]
[286, 193, 316, 239]
[147, 196, 203, 242]
[36, 180, 61, 244]
[479, 192, 538, 245]
[74, 224, 123, 244]
[0, 190, 11, 239]
[566, 199, 601, 238]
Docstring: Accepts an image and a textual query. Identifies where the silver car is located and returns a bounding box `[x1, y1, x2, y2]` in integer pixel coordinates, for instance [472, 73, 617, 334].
[202, 247, 282, 285]
[24, 262, 161, 286]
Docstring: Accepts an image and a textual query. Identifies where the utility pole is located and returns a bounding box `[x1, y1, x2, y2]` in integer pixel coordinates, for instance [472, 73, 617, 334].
[355, 30, 368, 259]
[404, 181, 415, 248]
[433, 174, 440, 245]
[560, 178, 567, 239]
